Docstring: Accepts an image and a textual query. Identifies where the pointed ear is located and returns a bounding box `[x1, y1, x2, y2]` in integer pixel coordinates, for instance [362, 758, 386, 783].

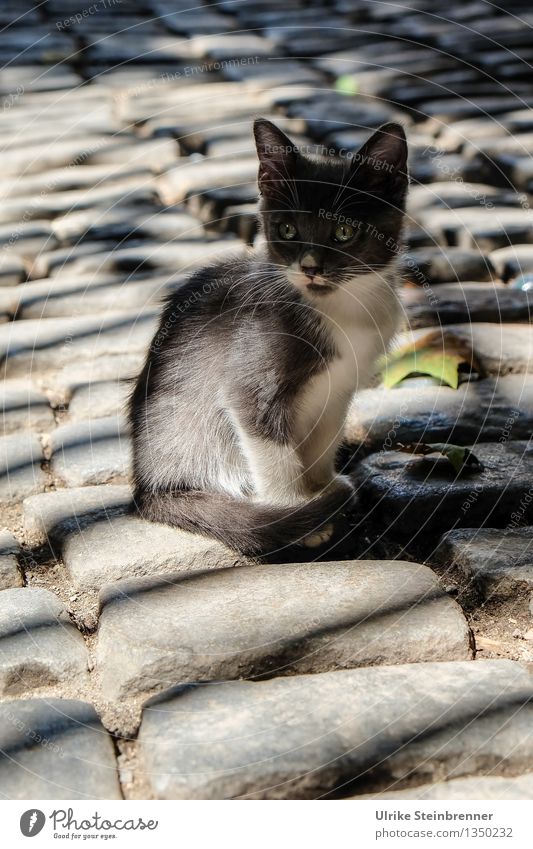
[350, 122, 408, 199]
[253, 118, 298, 200]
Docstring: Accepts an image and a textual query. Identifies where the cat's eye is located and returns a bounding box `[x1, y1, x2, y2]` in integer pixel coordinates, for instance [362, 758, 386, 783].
[278, 222, 298, 240]
[332, 224, 355, 243]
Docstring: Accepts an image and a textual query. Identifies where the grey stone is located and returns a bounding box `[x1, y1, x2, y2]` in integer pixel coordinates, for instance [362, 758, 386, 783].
[40, 240, 238, 279]
[435, 527, 533, 600]
[0, 137, 129, 178]
[0, 254, 26, 286]
[85, 34, 195, 66]
[10, 272, 177, 320]
[63, 514, 245, 592]
[138, 659, 533, 799]
[0, 183, 159, 228]
[0, 165, 154, 203]
[29, 240, 119, 279]
[0, 65, 81, 94]
[404, 283, 532, 327]
[97, 559, 471, 701]
[22, 484, 132, 548]
[188, 33, 277, 60]
[355, 442, 533, 537]
[68, 380, 131, 422]
[0, 221, 57, 259]
[346, 375, 533, 450]
[407, 181, 523, 215]
[0, 699, 121, 799]
[0, 529, 22, 589]
[52, 205, 201, 245]
[160, 158, 257, 204]
[0, 432, 46, 503]
[46, 354, 145, 408]
[0, 310, 158, 377]
[0, 381, 55, 433]
[355, 773, 533, 800]
[50, 416, 131, 487]
[490, 245, 533, 283]
[420, 207, 533, 251]
[402, 248, 496, 286]
[410, 153, 476, 186]
[284, 96, 399, 141]
[0, 588, 88, 696]
[397, 324, 533, 377]
[89, 138, 178, 172]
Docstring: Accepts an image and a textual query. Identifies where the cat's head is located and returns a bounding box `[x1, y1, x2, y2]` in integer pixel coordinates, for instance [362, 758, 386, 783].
[253, 118, 408, 296]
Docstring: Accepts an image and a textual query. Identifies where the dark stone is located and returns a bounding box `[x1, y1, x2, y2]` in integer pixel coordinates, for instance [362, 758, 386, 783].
[354, 442, 533, 538]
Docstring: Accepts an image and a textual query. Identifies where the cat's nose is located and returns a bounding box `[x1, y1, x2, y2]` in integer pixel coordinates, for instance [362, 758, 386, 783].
[300, 253, 322, 278]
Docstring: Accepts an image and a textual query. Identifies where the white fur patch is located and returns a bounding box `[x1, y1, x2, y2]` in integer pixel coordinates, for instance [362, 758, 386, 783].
[295, 267, 401, 487]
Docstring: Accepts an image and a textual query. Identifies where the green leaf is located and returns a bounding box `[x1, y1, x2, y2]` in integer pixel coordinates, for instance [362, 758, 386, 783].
[427, 443, 484, 474]
[383, 348, 462, 388]
[381, 330, 481, 389]
[335, 75, 359, 95]
[397, 442, 484, 475]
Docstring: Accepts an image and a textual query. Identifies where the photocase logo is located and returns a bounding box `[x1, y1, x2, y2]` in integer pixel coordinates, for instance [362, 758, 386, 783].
[20, 810, 46, 837]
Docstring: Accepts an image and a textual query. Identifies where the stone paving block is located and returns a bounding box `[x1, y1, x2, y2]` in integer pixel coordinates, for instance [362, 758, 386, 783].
[42, 240, 239, 279]
[0, 381, 55, 433]
[354, 773, 533, 800]
[402, 247, 496, 285]
[46, 354, 145, 407]
[12, 272, 175, 320]
[52, 205, 201, 245]
[0, 310, 158, 377]
[138, 660, 533, 799]
[22, 484, 132, 548]
[159, 158, 257, 204]
[97, 559, 472, 701]
[0, 165, 154, 203]
[404, 283, 532, 327]
[0, 588, 88, 696]
[435, 527, 533, 600]
[346, 374, 533, 450]
[407, 181, 523, 215]
[1, 137, 128, 179]
[0, 183, 160, 226]
[0, 254, 26, 287]
[421, 207, 533, 251]
[490, 244, 533, 282]
[397, 324, 533, 377]
[68, 380, 131, 422]
[0, 529, 22, 590]
[0, 65, 81, 95]
[63, 514, 245, 592]
[0, 221, 57, 259]
[0, 432, 46, 503]
[355, 441, 533, 538]
[89, 137, 178, 172]
[0, 699, 121, 799]
[50, 416, 131, 487]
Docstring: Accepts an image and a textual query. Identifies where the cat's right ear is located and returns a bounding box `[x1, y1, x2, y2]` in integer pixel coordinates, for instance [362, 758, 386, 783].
[253, 118, 298, 199]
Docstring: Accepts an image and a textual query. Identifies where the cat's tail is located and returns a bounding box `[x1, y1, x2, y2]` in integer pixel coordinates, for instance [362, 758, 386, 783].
[133, 486, 356, 557]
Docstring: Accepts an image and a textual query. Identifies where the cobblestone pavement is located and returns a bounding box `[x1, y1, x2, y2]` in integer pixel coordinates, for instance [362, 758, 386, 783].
[1, 0, 533, 800]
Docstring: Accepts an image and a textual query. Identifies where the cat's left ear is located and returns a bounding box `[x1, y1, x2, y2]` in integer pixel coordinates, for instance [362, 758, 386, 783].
[350, 123, 408, 200]
[253, 118, 299, 200]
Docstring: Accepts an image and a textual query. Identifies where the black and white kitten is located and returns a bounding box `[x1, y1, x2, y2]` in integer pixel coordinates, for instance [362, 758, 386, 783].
[130, 119, 408, 556]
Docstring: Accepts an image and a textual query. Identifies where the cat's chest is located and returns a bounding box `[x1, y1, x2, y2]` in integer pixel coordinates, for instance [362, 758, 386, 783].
[296, 318, 382, 427]
[324, 319, 379, 393]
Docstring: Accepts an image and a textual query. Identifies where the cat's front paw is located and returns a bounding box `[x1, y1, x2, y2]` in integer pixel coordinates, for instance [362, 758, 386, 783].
[301, 523, 334, 548]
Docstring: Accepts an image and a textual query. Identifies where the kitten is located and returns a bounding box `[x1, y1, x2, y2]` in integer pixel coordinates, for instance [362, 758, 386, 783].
[129, 118, 408, 556]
